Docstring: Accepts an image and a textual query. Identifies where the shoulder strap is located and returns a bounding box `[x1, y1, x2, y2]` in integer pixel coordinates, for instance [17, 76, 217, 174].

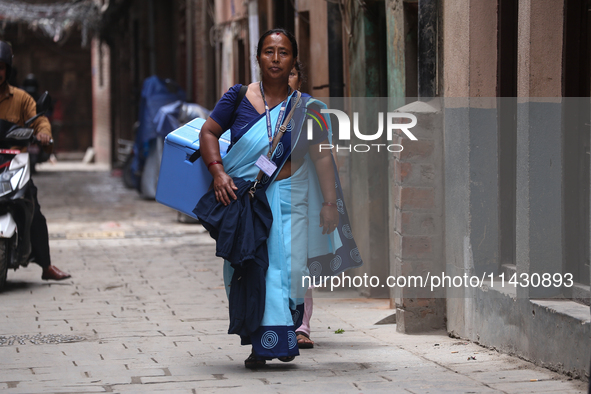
[189, 85, 248, 163]
[266, 91, 301, 159]
[230, 84, 248, 125]
[254, 91, 302, 183]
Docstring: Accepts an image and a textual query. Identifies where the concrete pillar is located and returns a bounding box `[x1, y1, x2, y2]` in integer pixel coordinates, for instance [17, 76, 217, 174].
[442, 0, 499, 338]
[348, 0, 389, 298]
[515, 0, 564, 299]
[384, 0, 445, 332]
[91, 38, 111, 165]
[384, 0, 406, 316]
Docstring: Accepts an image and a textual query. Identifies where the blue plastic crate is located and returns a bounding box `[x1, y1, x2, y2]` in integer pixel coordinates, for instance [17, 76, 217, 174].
[156, 118, 230, 218]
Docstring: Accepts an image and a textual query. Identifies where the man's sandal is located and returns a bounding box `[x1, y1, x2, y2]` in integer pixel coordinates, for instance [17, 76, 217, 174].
[296, 331, 314, 349]
[244, 352, 266, 369]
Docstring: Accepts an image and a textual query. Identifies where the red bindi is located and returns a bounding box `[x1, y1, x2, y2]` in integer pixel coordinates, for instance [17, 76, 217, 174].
[275, 32, 281, 35]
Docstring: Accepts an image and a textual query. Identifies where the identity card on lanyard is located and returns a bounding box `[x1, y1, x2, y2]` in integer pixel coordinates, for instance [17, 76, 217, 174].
[255, 82, 289, 177]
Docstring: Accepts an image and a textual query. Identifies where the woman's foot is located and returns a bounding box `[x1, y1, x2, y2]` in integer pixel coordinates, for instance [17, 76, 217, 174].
[244, 352, 266, 369]
[296, 331, 314, 349]
[278, 355, 296, 362]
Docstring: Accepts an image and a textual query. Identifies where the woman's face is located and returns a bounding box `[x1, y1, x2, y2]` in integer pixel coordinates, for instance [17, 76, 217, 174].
[257, 33, 295, 82]
[288, 67, 300, 91]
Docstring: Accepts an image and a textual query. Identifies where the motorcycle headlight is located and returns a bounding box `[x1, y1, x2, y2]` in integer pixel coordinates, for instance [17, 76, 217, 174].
[0, 168, 24, 197]
[9, 168, 23, 190]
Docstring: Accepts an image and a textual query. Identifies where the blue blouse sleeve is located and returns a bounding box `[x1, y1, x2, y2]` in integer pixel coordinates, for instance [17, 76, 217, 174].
[209, 84, 242, 131]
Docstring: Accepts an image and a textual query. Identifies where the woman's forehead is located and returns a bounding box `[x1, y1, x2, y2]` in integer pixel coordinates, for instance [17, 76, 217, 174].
[262, 34, 292, 50]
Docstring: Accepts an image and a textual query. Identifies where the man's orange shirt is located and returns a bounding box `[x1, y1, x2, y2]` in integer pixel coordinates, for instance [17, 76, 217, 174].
[0, 84, 51, 138]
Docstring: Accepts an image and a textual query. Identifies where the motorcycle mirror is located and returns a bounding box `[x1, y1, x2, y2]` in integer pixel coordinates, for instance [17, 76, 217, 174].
[23, 91, 52, 127]
[36, 91, 52, 115]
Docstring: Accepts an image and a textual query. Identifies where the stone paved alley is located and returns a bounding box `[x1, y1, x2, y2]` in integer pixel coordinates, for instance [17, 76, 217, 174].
[0, 164, 587, 393]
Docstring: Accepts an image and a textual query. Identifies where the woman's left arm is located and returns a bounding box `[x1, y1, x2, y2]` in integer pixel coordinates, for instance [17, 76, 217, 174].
[309, 140, 339, 234]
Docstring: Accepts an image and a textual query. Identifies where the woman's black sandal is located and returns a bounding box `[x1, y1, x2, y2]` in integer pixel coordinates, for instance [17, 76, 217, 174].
[244, 352, 266, 369]
[278, 355, 296, 362]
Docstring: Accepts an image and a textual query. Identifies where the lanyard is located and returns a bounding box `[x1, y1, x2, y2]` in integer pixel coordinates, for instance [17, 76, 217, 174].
[259, 81, 291, 158]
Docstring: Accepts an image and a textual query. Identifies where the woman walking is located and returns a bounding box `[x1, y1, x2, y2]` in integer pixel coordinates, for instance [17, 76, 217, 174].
[198, 29, 362, 368]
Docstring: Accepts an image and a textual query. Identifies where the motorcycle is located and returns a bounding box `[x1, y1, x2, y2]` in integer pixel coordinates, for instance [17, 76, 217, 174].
[0, 92, 52, 291]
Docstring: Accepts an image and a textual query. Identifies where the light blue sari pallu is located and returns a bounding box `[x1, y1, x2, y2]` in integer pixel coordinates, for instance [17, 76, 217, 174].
[221, 93, 363, 359]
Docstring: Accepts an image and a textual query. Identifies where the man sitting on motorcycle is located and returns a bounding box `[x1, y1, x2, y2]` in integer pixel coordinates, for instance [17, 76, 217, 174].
[0, 40, 70, 281]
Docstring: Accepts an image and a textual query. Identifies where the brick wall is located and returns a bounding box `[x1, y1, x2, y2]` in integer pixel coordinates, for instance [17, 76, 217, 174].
[390, 100, 445, 333]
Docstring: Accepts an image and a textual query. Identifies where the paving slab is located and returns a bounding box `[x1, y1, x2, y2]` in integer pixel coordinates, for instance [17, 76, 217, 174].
[0, 168, 586, 394]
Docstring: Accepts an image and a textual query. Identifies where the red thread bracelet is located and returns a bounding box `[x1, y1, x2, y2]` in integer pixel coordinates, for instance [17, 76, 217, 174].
[208, 160, 223, 169]
[322, 202, 337, 207]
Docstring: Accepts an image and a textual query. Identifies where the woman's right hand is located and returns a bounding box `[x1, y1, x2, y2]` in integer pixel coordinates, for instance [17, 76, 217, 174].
[213, 171, 238, 206]
[199, 117, 236, 205]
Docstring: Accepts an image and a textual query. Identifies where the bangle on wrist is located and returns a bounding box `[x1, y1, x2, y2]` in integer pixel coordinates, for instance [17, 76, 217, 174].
[322, 202, 337, 207]
[208, 160, 223, 169]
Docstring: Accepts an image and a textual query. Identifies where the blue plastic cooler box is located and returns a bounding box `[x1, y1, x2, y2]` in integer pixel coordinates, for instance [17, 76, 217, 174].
[156, 117, 230, 218]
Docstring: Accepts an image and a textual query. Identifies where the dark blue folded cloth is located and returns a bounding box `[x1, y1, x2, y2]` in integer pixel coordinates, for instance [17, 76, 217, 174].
[194, 178, 273, 337]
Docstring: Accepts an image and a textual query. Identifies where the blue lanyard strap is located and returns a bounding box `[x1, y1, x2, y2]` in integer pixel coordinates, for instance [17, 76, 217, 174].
[259, 81, 291, 158]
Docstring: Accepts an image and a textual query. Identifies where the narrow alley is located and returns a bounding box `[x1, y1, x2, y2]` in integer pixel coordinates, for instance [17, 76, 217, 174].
[0, 165, 585, 393]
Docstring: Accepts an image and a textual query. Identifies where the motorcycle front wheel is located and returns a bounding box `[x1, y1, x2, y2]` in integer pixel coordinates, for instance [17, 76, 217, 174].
[0, 239, 8, 292]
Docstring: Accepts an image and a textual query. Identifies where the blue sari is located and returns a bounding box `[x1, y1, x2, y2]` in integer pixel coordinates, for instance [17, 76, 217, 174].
[219, 92, 362, 359]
